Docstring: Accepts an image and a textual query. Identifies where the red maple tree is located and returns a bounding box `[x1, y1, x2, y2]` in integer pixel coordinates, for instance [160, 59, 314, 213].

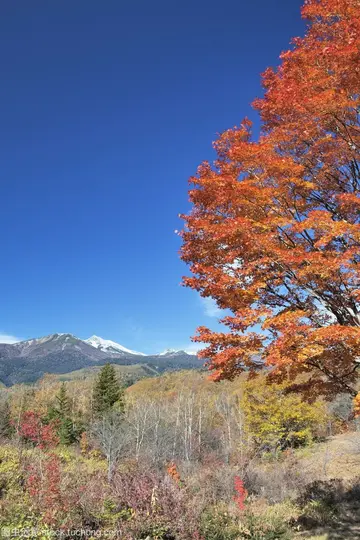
[181, 0, 360, 404]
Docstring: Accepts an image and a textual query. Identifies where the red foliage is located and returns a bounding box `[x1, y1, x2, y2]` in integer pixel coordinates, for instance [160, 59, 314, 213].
[26, 453, 64, 525]
[167, 462, 182, 484]
[26, 451, 85, 527]
[233, 476, 248, 511]
[19, 411, 59, 449]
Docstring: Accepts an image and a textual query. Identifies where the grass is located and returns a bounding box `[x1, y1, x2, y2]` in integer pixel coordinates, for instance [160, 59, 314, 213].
[294, 432, 360, 480]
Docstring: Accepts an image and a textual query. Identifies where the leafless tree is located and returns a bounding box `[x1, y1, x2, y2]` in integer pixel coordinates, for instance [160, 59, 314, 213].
[91, 410, 127, 482]
[215, 393, 245, 463]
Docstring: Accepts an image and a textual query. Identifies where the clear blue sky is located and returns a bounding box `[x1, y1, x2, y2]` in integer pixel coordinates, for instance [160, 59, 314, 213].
[0, 0, 304, 353]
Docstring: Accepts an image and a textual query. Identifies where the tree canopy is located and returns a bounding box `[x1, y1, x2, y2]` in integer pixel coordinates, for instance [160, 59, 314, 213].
[181, 0, 360, 402]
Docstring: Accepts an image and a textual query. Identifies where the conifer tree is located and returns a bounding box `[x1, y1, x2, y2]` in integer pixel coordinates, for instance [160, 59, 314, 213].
[48, 383, 77, 445]
[58, 416, 75, 446]
[56, 383, 70, 417]
[92, 364, 124, 416]
[0, 399, 12, 439]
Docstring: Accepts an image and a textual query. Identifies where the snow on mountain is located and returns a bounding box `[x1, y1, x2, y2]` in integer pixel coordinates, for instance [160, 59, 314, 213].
[0, 333, 201, 386]
[159, 349, 177, 356]
[85, 335, 146, 356]
[158, 348, 196, 357]
[0, 332, 198, 359]
[20, 333, 73, 347]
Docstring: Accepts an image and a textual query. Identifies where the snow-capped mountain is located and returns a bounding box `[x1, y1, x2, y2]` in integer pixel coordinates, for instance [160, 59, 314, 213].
[85, 335, 146, 356]
[158, 348, 196, 357]
[159, 348, 177, 356]
[0, 333, 201, 386]
[0, 333, 105, 360]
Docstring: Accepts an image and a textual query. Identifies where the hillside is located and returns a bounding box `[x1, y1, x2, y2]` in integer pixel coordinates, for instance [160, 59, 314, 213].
[52, 363, 159, 384]
[294, 433, 360, 539]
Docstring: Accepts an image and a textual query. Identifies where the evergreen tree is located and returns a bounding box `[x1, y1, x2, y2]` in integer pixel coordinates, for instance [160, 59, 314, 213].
[56, 383, 70, 417]
[92, 364, 124, 416]
[58, 416, 75, 446]
[48, 383, 77, 445]
[0, 399, 12, 439]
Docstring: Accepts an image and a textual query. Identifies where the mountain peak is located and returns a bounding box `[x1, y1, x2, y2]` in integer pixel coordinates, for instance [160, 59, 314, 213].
[158, 348, 196, 357]
[85, 335, 146, 356]
[19, 333, 77, 346]
[0, 333, 201, 386]
[159, 348, 177, 356]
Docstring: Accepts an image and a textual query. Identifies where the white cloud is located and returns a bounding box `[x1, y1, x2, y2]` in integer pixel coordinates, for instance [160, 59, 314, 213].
[0, 333, 23, 344]
[201, 297, 222, 317]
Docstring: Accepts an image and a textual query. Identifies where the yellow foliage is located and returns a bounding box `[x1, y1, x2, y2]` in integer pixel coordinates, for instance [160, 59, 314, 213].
[353, 393, 360, 417]
[0, 446, 20, 474]
[241, 376, 328, 450]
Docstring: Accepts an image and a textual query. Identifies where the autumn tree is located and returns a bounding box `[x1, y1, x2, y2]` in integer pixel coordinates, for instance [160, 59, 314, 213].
[241, 376, 328, 451]
[26, 454, 65, 525]
[18, 411, 59, 449]
[93, 364, 124, 416]
[181, 0, 360, 402]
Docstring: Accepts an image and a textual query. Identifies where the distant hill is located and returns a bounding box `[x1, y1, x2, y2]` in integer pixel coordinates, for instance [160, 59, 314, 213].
[51, 363, 160, 385]
[0, 333, 201, 386]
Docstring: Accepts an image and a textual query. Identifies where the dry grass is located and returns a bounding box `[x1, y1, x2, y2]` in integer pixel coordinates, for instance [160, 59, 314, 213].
[296, 432, 360, 480]
[264, 432, 360, 539]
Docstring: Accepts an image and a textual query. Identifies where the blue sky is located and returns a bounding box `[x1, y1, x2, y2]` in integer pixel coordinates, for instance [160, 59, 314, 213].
[0, 0, 304, 353]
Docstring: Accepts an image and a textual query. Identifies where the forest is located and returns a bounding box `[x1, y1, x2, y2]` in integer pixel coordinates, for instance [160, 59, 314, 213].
[0, 365, 359, 538]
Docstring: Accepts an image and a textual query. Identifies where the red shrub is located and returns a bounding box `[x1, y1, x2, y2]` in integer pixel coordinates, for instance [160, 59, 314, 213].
[26, 453, 64, 525]
[233, 476, 248, 511]
[167, 462, 182, 485]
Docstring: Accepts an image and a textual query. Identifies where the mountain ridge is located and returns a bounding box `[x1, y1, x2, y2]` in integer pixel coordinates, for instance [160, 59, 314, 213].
[0, 333, 201, 386]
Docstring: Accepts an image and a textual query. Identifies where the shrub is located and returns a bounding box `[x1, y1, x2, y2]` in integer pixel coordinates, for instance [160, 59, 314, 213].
[238, 511, 293, 540]
[110, 468, 202, 539]
[200, 506, 240, 540]
[244, 455, 310, 503]
[296, 479, 345, 528]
